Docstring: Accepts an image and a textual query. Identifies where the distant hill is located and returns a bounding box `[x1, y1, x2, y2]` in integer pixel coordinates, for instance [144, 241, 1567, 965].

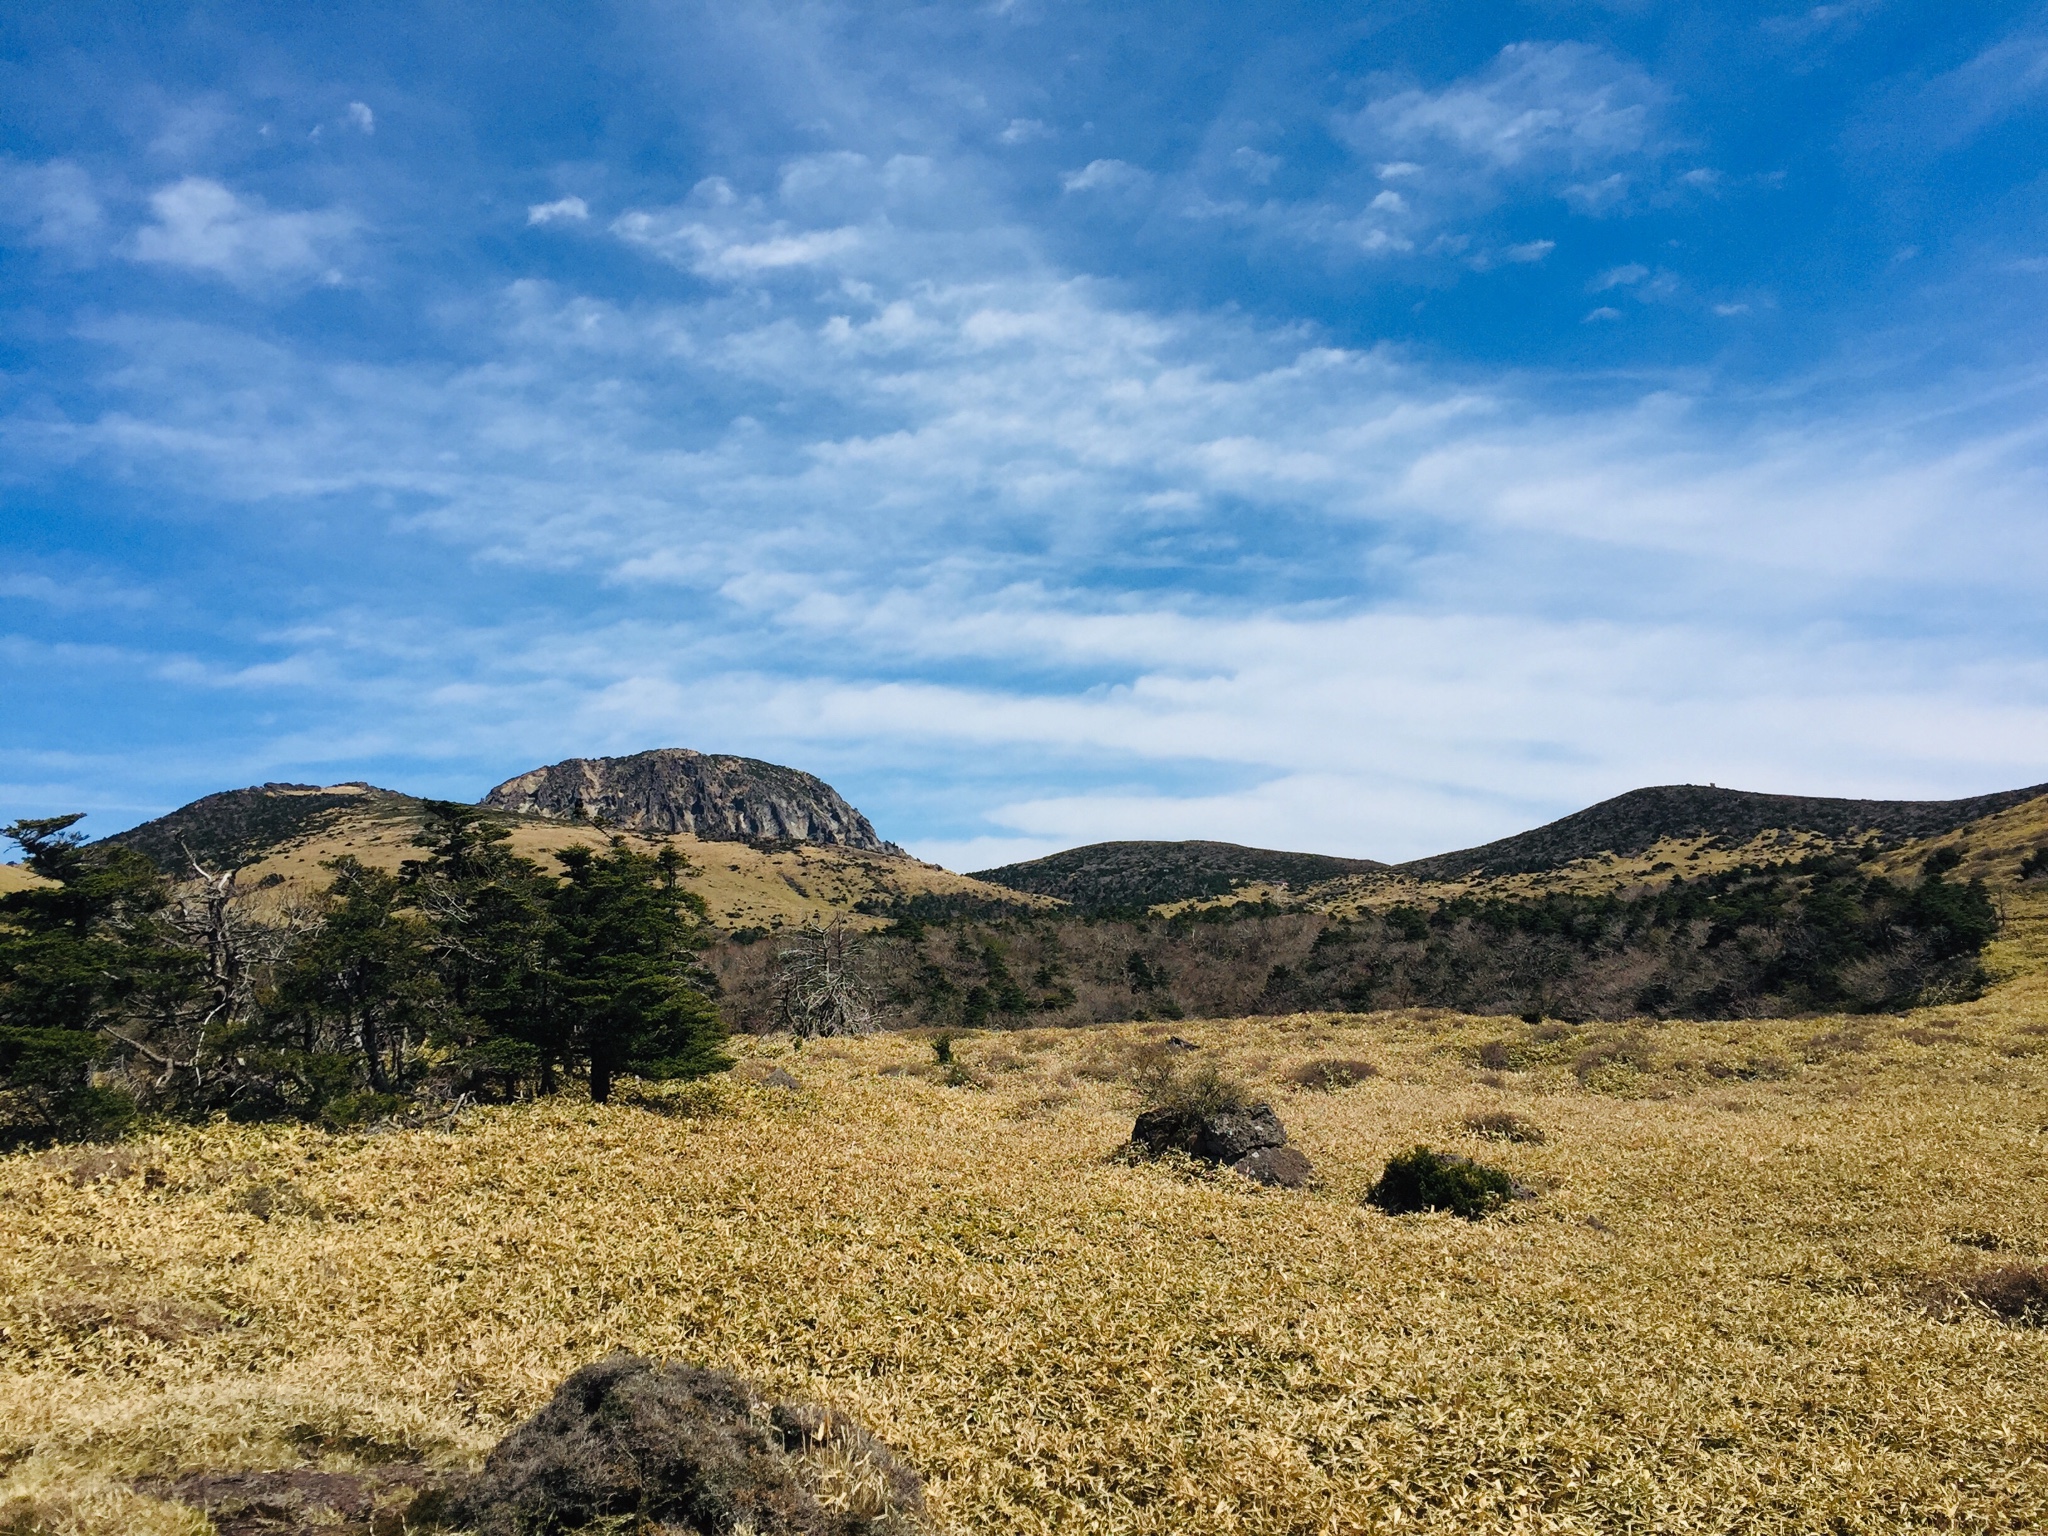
[1399, 782, 2048, 881]
[102, 783, 420, 874]
[972, 840, 1385, 911]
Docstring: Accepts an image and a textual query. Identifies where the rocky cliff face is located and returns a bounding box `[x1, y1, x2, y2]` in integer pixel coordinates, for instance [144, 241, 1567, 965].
[480, 749, 895, 851]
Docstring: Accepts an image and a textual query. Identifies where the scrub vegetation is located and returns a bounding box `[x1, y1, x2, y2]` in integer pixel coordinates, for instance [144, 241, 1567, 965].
[713, 852, 2001, 1032]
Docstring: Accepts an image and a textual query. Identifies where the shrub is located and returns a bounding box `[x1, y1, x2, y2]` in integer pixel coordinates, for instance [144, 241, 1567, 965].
[1143, 1059, 1248, 1119]
[2021, 847, 2048, 881]
[444, 1353, 923, 1536]
[1279, 1057, 1378, 1091]
[1366, 1146, 1520, 1220]
[1463, 1111, 1544, 1144]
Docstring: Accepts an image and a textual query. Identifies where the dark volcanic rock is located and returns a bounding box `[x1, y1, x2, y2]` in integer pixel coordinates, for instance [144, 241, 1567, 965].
[1129, 1102, 1288, 1164]
[1193, 1105, 1288, 1164]
[481, 748, 895, 851]
[1231, 1145, 1314, 1188]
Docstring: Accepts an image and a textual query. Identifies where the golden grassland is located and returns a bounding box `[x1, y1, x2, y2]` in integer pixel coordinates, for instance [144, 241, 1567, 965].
[5, 889, 2048, 1533]
[222, 801, 1046, 933]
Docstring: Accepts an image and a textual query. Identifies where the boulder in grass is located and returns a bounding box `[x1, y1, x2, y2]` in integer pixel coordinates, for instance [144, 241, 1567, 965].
[1230, 1144, 1314, 1188]
[1127, 1100, 1313, 1187]
[1131, 1101, 1286, 1163]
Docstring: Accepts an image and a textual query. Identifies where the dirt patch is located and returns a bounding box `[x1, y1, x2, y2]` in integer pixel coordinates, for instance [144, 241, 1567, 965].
[135, 1467, 436, 1536]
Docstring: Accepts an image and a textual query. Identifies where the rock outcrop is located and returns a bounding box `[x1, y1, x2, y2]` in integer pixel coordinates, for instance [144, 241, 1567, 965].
[480, 749, 894, 851]
[1126, 1102, 1313, 1188]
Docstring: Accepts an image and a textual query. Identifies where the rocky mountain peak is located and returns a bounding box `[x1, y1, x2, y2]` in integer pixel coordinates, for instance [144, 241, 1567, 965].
[479, 748, 895, 852]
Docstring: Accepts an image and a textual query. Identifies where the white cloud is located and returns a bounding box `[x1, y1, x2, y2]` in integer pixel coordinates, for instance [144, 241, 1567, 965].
[1561, 172, 1631, 213]
[22, 141, 2048, 861]
[1350, 42, 1667, 173]
[345, 101, 375, 133]
[999, 118, 1050, 144]
[1062, 158, 1151, 194]
[1502, 239, 1554, 262]
[1713, 302, 1751, 316]
[128, 178, 353, 285]
[1591, 262, 1648, 290]
[1231, 146, 1281, 182]
[1583, 305, 1623, 321]
[527, 196, 590, 226]
[1369, 189, 1408, 213]
[614, 211, 863, 274]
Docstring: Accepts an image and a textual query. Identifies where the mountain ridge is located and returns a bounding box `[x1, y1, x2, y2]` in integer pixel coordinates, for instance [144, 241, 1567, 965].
[1398, 781, 2048, 881]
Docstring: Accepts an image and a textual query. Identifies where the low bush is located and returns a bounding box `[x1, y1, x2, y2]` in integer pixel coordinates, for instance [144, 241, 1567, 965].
[1142, 1059, 1249, 1118]
[1279, 1057, 1378, 1091]
[442, 1353, 924, 1535]
[1366, 1146, 1521, 1220]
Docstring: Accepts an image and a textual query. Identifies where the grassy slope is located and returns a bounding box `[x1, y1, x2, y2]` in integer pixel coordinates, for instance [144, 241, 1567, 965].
[5, 959, 2048, 1532]
[228, 801, 1046, 933]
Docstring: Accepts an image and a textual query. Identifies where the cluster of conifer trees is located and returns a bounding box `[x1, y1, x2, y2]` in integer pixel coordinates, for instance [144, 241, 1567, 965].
[0, 804, 727, 1144]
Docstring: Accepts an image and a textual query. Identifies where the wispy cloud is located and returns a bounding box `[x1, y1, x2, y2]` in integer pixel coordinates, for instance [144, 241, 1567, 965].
[128, 178, 354, 285]
[1345, 42, 1670, 175]
[527, 196, 590, 226]
[0, 159, 106, 255]
[23, 136, 2048, 854]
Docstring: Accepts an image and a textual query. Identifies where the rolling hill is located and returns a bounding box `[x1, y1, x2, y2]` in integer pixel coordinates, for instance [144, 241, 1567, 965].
[970, 839, 1386, 911]
[1396, 782, 2048, 882]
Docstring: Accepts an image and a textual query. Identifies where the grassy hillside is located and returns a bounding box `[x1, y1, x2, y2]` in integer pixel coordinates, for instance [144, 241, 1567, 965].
[1397, 781, 2048, 882]
[5, 962, 2047, 1534]
[96, 787, 1046, 935]
[101, 783, 423, 875]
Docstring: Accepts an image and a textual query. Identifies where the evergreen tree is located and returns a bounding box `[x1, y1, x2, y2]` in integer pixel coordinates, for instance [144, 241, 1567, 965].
[269, 857, 440, 1111]
[546, 839, 726, 1103]
[0, 815, 194, 1140]
[400, 803, 556, 1095]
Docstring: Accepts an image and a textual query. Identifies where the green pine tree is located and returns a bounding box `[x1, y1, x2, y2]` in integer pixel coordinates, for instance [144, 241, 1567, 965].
[546, 838, 727, 1104]
[0, 815, 194, 1141]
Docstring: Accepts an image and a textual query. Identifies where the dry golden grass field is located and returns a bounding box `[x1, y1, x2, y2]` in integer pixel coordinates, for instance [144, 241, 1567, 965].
[5, 863, 2048, 1535]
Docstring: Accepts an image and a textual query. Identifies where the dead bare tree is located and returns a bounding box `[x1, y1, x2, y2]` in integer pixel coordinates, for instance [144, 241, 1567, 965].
[772, 920, 876, 1044]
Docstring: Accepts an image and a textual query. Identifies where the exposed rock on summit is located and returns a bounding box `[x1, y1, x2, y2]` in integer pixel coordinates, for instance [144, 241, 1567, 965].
[481, 748, 895, 851]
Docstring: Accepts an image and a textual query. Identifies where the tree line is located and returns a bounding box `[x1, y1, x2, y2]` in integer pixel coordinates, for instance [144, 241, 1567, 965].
[0, 805, 728, 1144]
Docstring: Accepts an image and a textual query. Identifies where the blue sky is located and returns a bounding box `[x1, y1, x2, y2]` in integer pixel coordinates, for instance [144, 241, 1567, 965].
[3, 1, 2046, 866]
